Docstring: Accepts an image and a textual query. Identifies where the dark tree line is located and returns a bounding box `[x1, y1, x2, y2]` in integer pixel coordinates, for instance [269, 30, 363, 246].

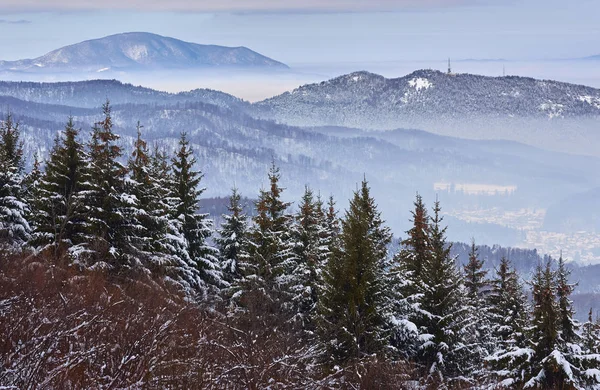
[1, 105, 600, 389]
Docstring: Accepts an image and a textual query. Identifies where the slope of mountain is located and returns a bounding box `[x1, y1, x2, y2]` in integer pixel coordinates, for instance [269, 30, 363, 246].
[3, 78, 600, 249]
[0, 79, 247, 109]
[0, 32, 288, 72]
[253, 70, 600, 155]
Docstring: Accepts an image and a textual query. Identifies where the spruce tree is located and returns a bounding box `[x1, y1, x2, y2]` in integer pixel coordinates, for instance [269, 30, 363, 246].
[522, 259, 600, 389]
[462, 240, 494, 375]
[170, 132, 221, 295]
[398, 194, 430, 285]
[556, 256, 578, 344]
[417, 200, 472, 384]
[216, 187, 249, 284]
[126, 122, 170, 270]
[147, 145, 199, 291]
[485, 257, 532, 387]
[318, 178, 392, 364]
[239, 161, 295, 313]
[581, 309, 599, 354]
[0, 113, 30, 248]
[82, 101, 137, 269]
[290, 186, 328, 332]
[29, 117, 87, 258]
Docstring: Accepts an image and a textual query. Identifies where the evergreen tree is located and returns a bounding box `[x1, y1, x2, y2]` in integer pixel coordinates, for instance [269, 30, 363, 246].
[170, 132, 221, 294]
[464, 240, 488, 301]
[82, 101, 137, 269]
[318, 178, 392, 364]
[581, 309, 599, 354]
[147, 145, 199, 291]
[290, 186, 329, 332]
[29, 118, 87, 258]
[216, 187, 249, 284]
[398, 194, 430, 285]
[126, 122, 173, 272]
[485, 257, 532, 387]
[23, 152, 42, 230]
[522, 259, 600, 389]
[239, 162, 295, 311]
[0, 113, 30, 248]
[556, 256, 578, 344]
[417, 200, 473, 385]
[462, 240, 494, 373]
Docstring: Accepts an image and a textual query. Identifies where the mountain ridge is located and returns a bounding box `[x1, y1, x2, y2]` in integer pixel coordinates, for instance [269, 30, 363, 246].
[0, 32, 288, 72]
[251, 69, 600, 155]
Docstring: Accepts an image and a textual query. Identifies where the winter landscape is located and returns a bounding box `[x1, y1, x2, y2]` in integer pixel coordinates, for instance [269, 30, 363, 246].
[1, 1, 600, 389]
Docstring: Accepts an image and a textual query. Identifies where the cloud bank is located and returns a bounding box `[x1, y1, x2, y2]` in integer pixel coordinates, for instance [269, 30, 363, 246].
[0, 18, 31, 24]
[0, 0, 492, 13]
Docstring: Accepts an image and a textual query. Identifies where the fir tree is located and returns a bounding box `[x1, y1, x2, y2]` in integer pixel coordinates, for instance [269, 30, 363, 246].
[147, 145, 200, 291]
[398, 194, 430, 285]
[522, 259, 599, 389]
[216, 187, 249, 284]
[485, 257, 532, 387]
[170, 132, 221, 294]
[462, 239, 493, 373]
[126, 122, 171, 271]
[581, 309, 599, 355]
[0, 113, 30, 248]
[239, 162, 295, 312]
[29, 118, 87, 258]
[417, 200, 472, 385]
[290, 186, 328, 332]
[556, 255, 578, 344]
[82, 101, 137, 269]
[318, 178, 392, 364]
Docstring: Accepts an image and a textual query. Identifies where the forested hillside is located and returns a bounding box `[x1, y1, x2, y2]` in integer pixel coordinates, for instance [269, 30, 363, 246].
[1, 105, 599, 389]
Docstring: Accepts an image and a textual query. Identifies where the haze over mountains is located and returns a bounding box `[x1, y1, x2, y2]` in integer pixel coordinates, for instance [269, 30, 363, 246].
[2, 71, 600, 263]
[254, 70, 600, 156]
[0, 32, 288, 73]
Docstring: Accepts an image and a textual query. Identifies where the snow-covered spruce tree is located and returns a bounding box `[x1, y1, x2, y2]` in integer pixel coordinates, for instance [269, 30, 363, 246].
[0, 113, 30, 249]
[523, 259, 600, 389]
[417, 200, 474, 386]
[126, 122, 178, 275]
[390, 194, 431, 362]
[581, 309, 599, 355]
[22, 152, 42, 231]
[485, 257, 532, 387]
[556, 256, 579, 345]
[324, 195, 340, 247]
[238, 162, 296, 312]
[317, 178, 392, 365]
[462, 240, 494, 368]
[397, 194, 430, 288]
[170, 132, 221, 295]
[289, 186, 329, 333]
[215, 187, 249, 286]
[81, 101, 139, 270]
[29, 117, 87, 258]
[146, 145, 199, 292]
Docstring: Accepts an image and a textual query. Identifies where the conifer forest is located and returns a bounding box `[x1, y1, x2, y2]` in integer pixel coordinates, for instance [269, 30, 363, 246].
[1, 102, 599, 389]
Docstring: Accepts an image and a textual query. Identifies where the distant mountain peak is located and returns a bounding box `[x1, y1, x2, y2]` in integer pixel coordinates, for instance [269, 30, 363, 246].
[0, 32, 288, 73]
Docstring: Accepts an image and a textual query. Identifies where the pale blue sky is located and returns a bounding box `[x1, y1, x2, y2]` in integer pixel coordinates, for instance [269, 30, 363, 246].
[0, 0, 598, 64]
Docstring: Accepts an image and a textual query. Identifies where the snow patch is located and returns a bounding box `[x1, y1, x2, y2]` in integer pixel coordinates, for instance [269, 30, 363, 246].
[579, 95, 600, 109]
[539, 101, 564, 119]
[408, 77, 433, 91]
[126, 45, 149, 61]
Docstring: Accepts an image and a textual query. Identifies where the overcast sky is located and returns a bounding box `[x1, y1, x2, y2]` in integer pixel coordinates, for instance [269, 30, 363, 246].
[0, 0, 598, 64]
